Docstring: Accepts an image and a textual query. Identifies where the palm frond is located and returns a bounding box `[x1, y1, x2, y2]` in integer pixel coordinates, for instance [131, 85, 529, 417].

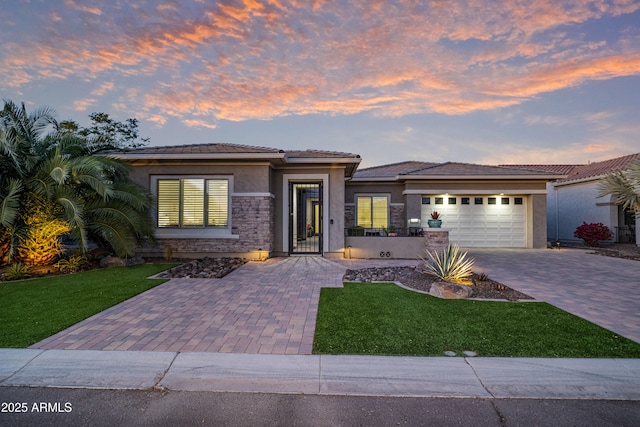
[598, 158, 640, 214]
[88, 218, 135, 257]
[109, 182, 152, 211]
[53, 187, 87, 250]
[0, 178, 23, 227]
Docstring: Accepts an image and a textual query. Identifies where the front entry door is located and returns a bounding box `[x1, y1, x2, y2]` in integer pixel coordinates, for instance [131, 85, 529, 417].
[289, 182, 323, 254]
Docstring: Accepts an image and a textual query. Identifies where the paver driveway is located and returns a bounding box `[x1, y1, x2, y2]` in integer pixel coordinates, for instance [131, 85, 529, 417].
[469, 248, 640, 343]
[32, 257, 414, 355]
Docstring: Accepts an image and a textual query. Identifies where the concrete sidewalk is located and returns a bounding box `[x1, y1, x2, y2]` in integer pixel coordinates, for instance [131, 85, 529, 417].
[1, 349, 639, 400]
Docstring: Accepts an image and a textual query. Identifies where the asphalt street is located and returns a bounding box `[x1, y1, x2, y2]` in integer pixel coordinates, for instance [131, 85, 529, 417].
[2, 387, 640, 426]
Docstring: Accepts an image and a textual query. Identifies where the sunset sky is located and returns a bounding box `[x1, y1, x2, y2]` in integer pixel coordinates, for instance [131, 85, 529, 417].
[2, 0, 639, 167]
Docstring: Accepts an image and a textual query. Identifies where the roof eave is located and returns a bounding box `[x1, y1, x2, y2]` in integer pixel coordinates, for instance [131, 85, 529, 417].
[353, 173, 567, 181]
[108, 152, 286, 161]
[552, 174, 607, 187]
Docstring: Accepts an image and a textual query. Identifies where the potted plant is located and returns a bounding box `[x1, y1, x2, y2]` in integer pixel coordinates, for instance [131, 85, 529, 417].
[427, 211, 442, 228]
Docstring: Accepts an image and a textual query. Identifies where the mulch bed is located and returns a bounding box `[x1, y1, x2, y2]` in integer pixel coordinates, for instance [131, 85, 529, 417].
[343, 266, 533, 301]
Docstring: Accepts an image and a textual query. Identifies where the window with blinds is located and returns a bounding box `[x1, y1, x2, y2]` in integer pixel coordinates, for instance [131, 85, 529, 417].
[157, 178, 229, 228]
[356, 195, 389, 229]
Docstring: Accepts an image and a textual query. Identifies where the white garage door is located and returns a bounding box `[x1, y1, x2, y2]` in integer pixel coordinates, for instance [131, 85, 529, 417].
[421, 195, 526, 248]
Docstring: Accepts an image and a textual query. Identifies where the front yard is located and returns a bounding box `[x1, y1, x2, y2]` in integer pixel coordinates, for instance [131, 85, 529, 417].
[0, 264, 173, 348]
[2, 263, 640, 358]
[313, 282, 640, 358]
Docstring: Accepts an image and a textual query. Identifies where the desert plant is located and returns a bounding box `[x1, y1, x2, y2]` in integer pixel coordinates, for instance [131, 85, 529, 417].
[598, 158, 640, 217]
[14, 196, 70, 266]
[419, 244, 475, 282]
[430, 211, 441, 219]
[574, 222, 613, 247]
[3, 262, 30, 280]
[56, 254, 91, 273]
[0, 100, 155, 260]
[475, 272, 490, 282]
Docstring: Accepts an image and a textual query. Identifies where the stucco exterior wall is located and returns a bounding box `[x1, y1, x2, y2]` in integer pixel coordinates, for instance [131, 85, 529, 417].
[530, 194, 548, 248]
[547, 180, 617, 242]
[272, 166, 347, 257]
[127, 161, 271, 193]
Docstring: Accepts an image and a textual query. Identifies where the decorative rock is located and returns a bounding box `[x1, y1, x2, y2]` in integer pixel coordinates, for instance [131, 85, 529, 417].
[99, 256, 127, 268]
[157, 257, 246, 279]
[429, 282, 473, 299]
[125, 257, 146, 267]
[444, 351, 457, 357]
[463, 351, 477, 357]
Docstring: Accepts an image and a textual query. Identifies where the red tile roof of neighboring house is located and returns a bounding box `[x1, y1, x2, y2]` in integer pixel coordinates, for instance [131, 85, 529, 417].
[505, 152, 640, 183]
[504, 164, 581, 175]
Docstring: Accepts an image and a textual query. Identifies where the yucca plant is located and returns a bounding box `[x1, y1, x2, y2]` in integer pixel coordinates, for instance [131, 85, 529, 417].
[419, 244, 475, 282]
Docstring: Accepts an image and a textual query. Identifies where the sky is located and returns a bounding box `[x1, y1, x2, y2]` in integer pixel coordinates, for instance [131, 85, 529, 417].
[1, 0, 639, 168]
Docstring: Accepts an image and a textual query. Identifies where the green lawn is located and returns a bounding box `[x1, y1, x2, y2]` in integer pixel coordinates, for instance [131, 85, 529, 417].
[313, 282, 640, 358]
[0, 264, 174, 348]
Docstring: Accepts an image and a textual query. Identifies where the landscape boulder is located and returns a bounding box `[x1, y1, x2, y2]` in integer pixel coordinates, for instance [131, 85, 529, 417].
[429, 281, 473, 299]
[99, 256, 145, 268]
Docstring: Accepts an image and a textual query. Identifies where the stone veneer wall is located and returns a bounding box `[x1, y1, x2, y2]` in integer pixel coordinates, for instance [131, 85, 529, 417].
[423, 230, 449, 252]
[138, 196, 274, 258]
[344, 205, 355, 229]
[390, 204, 405, 231]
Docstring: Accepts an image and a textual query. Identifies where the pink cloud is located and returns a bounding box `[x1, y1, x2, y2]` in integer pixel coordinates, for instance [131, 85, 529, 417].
[2, 0, 640, 124]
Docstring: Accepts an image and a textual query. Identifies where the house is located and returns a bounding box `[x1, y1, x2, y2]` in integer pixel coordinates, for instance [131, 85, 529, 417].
[114, 143, 361, 259]
[113, 143, 565, 259]
[347, 161, 564, 250]
[510, 153, 640, 246]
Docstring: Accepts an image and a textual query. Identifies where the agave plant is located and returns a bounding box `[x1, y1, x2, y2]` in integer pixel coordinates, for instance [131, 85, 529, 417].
[419, 244, 475, 282]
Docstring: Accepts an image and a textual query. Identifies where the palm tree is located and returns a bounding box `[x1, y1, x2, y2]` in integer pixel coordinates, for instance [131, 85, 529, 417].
[0, 100, 154, 265]
[598, 158, 640, 217]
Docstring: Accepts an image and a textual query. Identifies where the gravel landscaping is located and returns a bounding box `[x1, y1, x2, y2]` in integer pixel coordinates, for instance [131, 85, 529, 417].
[343, 266, 533, 301]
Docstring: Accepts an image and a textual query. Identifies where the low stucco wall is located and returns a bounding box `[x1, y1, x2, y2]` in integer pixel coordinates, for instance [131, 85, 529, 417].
[344, 230, 449, 259]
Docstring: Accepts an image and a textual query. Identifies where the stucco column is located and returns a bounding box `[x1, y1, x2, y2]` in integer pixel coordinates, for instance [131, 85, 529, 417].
[405, 193, 422, 226]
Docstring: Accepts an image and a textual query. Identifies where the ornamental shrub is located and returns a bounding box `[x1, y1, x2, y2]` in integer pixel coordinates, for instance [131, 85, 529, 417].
[573, 222, 613, 247]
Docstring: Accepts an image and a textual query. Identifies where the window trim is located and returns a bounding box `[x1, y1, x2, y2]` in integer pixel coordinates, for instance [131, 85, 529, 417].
[151, 175, 235, 239]
[355, 193, 390, 229]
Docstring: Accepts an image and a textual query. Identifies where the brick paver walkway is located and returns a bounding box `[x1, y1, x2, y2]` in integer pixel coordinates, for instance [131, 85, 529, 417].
[32, 257, 418, 355]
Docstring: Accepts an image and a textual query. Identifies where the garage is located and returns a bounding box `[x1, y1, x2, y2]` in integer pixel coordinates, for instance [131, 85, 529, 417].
[421, 195, 527, 248]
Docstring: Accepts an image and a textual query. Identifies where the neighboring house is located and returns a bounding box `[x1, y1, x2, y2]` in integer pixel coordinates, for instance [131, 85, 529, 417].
[510, 153, 640, 246]
[348, 161, 564, 249]
[113, 143, 566, 259]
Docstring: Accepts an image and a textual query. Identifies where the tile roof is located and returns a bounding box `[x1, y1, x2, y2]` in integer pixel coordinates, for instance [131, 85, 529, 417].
[116, 143, 359, 159]
[118, 143, 282, 155]
[354, 161, 437, 178]
[505, 153, 640, 183]
[503, 164, 580, 175]
[285, 149, 360, 159]
[402, 162, 558, 176]
[355, 161, 562, 179]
